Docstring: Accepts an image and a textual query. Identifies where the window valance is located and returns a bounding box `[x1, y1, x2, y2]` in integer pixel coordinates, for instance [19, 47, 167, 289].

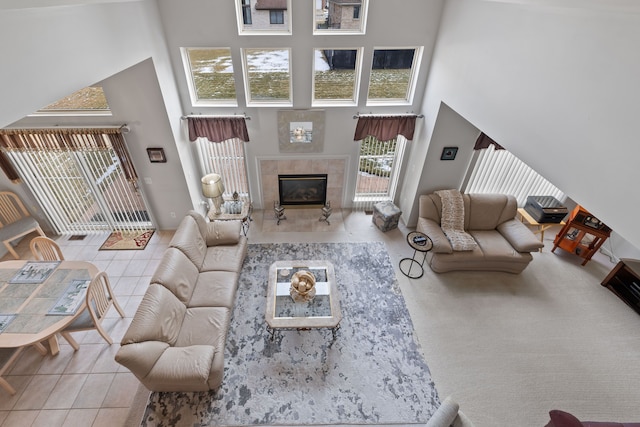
[353, 115, 417, 142]
[0, 128, 138, 182]
[187, 117, 250, 143]
[474, 132, 505, 150]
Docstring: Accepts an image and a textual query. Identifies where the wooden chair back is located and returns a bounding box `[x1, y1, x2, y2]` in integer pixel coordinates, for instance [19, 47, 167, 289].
[60, 271, 125, 350]
[0, 191, 46, 259]
[30, 236, 64, 261]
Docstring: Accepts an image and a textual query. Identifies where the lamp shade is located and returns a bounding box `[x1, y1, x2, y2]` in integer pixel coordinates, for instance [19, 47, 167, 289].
[201, 173, 225, 198]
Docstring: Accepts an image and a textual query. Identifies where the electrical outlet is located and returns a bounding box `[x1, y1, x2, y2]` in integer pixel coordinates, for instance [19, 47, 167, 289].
[170, 212, 176, 218]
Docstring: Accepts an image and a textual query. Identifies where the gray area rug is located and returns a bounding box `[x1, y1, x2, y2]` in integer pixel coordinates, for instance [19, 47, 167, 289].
[141, 242, 440, 426]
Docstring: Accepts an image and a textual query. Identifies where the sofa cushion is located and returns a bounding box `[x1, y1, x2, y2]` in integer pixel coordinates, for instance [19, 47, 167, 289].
[151, 247, 200, 304]
[205, 220, 242, 246]
[467, 194, 509, 230]
[170, 215, 207, 269]
[470, 230, 532, 261]
[189, 271, 239, 308]
[121, 284, 186, 346]
[201, 239, 248, 272]
[187, 210, 209, 241]
[176, 307, 230, 349]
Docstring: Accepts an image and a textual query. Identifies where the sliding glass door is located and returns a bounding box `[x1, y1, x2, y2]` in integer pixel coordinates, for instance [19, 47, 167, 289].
[8, 148, 152, 234]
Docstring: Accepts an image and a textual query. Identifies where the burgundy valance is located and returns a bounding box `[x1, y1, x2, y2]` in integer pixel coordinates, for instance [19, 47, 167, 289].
[0, 127, 137, 182]
[353, 115, 417, 142]
[187, 117, 250, 143]
[474, 132, 505, 150]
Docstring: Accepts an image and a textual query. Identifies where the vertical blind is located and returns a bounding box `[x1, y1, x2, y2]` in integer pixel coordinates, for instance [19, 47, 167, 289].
[353, 135, 407, 211]
[463, 144, 565, 206]
[0, 128, 150, 234]
[195, 137, 249, 197]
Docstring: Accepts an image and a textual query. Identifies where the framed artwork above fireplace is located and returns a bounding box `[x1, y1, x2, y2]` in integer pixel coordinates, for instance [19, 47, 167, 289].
[278, 109, 325, 153]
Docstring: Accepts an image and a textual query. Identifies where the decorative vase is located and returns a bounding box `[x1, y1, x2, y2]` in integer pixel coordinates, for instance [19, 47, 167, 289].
[289, 270, 316, 302]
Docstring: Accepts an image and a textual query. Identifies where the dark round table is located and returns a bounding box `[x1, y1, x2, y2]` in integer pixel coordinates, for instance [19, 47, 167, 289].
[399, 231, 433, 279]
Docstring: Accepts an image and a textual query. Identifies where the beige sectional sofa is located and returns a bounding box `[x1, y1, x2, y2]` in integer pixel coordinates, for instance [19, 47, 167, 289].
[115, 211, 248, 392]
[417, 192, 543, 274]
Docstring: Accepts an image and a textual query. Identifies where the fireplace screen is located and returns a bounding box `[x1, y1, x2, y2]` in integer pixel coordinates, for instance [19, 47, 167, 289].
[278, 174, 327, 207]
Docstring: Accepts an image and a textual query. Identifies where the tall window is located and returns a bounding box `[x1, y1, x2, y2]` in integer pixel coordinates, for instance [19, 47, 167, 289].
[236, 0, 291, 34]
[182, 48, 237, 106]
[195, 138, 250, 199]
[242, 48, 292, 106]
[2, 130, 150, 234]
[367, 48, 422, 105]
[315, 0, 368, 34]
[354, 135, 407, 210]
[313, 48, 361, 106]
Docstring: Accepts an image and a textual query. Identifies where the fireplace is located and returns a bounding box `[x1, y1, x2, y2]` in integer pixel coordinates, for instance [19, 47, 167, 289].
[278, 174, 328, 207]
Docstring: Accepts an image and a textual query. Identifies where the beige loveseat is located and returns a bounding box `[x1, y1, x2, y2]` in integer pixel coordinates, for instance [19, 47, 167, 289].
[115, 211, 248, 392]
[417, 192, 543, 274]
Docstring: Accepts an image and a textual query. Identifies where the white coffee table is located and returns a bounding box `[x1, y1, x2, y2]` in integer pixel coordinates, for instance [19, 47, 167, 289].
[266, 260, 342, 340]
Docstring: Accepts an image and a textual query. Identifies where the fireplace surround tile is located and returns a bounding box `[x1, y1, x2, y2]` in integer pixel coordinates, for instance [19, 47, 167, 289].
[260, 158, 346, 208]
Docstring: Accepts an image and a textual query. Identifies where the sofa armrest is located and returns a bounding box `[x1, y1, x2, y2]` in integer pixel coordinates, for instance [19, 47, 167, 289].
[143, 345, 216, 392]
[206, 220, 242, 246]
[115, 341, 169, 379]
[417, 218, 453, 254]
[497, 219, 544, 252]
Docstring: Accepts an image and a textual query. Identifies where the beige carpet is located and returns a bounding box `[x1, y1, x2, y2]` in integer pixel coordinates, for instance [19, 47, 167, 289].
[395, 238, 640, 426]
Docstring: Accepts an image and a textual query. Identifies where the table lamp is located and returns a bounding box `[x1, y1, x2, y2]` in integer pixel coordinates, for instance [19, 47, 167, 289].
[201, 173, 225, 215]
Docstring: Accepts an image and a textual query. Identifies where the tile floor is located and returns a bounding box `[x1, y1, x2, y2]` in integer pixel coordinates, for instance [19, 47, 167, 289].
[0, 208, 405, 426]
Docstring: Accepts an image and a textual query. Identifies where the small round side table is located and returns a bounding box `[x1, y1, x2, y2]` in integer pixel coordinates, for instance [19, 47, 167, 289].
[399, 231, 433, 279]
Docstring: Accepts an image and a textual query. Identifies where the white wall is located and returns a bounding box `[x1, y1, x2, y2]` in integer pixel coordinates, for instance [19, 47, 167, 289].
[156, 0, 444, 209]
[0, 0, 445, 227]
[406, 0, 640, 250]
[0, 1, 193, 230]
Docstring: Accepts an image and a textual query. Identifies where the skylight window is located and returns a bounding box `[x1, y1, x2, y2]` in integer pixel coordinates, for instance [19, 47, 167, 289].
[182, 48, 238, 106]
[242, 48, 292, 106]
[37, 86, 111, 115]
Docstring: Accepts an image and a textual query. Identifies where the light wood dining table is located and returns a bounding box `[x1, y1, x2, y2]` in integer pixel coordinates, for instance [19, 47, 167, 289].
[0, 260, 99, 356]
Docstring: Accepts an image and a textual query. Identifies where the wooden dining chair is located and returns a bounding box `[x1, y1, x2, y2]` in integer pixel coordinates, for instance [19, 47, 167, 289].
[0, 347, 25, 395]
[0, 191, 46, 259]
[30, 236, 64, 261]
[59, 271, 125, 350]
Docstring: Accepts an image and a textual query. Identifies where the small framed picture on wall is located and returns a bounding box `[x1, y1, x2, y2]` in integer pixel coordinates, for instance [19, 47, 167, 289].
[147, 148, 166, 163]
[440, 147, 458, 160]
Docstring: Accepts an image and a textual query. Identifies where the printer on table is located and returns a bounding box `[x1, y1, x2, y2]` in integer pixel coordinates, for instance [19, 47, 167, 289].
[524, 195, 568, 223]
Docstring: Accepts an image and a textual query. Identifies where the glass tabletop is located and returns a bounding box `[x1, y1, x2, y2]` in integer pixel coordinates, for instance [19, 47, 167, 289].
[273, 265, 331, 318]
[266, 260, 341, 330]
